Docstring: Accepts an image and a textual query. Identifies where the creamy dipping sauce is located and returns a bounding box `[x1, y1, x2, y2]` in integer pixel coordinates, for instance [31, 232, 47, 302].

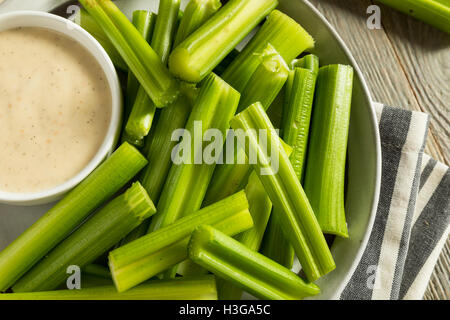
[0, 27, 111, 193]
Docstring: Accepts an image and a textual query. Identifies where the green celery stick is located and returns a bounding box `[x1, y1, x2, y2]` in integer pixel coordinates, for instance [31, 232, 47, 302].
[79, 8, 128, 70]
[291, 54, 319, 75]
[230, 102, 335, 282]
[236, 44, 289, 113]
[83, 264, 111, 279]
[283, 58, 319, 181]
[269, 62, 318, 264]
[109, 191, 253, 292]
[376, 0, 450, 34]
[188, 226, 320, 300]
[124, 10, 156, 119]
[123, 1, 182, 147]
[169, 0, 278, 83]
[0, 142, 147, 292]
[173, 0, 222, 47]
[122, 12, 158, 147]
[12, 183, 156, 293]
[123, 87, 157, 147]
[152, 0, 181, 65]
[148, 73, 240, 233]
[0, 276, 218, 300]
[139, 95, 192, 203]
[218, 172, 273, 300]
[261, 212, 295, 269]
[222, 10, 314, 92]
[304, 65, 353, 238]
[79, 0, 179, 108]
[138, 1, 215, 205]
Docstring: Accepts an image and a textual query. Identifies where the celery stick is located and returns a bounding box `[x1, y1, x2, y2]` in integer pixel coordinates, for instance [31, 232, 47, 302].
[139, 95, 192, 202]
[236, 44, 289, 113]
[124, 11, 156, 118]
[79, 0, 179, 108]
[1, 277, 218, 300]
[283, 61, 319, 181]
[261, 55, 320, 267]
[304, 65, 353, 238]
[261, 212, 295, 269]
[218, 173, 273, 300]
[222, 10, 315, 92]
[12, 183, 155, 293]
[83, 264, 111, 279]
[124, 1, 182, 147]
[376, 0, 450, 34]
[79, 8, 128, 71]
[0, 143, 147, 292]
[188, 226, 320, 300]
[148, 73, 240, 233]
[173, 0, 222, 47]
[109, 191, 253, 292]
[123, 87, 157, 147]
[230, 102, 335, 282]
[169, 0, 278, 83]
[152, 0, 181, 65]
[291, 54, 319, 75]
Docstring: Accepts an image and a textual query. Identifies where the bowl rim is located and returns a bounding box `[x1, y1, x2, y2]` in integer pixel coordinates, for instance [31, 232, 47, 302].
[300, 0, 382, 299]
[0, 10, 122, 205]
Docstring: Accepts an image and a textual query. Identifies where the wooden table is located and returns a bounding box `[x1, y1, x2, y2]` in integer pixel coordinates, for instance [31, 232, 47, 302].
[308, 0, 449, 300]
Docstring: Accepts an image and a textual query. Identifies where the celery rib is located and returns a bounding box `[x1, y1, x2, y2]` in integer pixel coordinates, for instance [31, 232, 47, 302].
[188, 226, 320, 300]
[1, 277, 218, 300]
[169, 0, 278, 83]
[0, 143, 147, 292]
[376, 0, 450, 34]
[12, 183, 156, 293]
[152, 0, 181, 66]
[108, 191, 253, 292]
[123, 10, 156, 120]
[229, 102, 335, 282]
[304, 65, 353, 238]
[79, 0, 179, 108]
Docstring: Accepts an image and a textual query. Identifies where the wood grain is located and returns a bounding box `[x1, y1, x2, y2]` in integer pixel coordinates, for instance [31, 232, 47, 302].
[308, 0, 449, 300]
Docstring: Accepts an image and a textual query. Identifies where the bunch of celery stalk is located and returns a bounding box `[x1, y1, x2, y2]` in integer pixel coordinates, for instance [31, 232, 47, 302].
[0, 0, 355, 300]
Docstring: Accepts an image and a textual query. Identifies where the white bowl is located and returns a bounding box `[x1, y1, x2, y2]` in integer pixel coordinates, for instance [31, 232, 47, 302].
[0, 11, 122, 206]
[277, 0, 382, 299]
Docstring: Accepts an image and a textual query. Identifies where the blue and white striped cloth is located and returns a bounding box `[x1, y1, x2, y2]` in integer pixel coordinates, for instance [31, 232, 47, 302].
[341, 103, 449, 300]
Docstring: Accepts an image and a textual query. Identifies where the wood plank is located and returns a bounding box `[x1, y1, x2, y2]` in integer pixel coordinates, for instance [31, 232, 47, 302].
[308, 0, 446, 163]
[376, 3, 450, 165]
[307, 0, 449, 300]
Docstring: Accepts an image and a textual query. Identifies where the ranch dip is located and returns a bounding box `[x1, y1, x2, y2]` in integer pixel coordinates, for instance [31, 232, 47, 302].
[0, 27, 111, 193]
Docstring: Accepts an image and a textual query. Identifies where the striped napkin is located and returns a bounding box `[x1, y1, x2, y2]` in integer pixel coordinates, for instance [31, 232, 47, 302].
[340, 103, 449, 300]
